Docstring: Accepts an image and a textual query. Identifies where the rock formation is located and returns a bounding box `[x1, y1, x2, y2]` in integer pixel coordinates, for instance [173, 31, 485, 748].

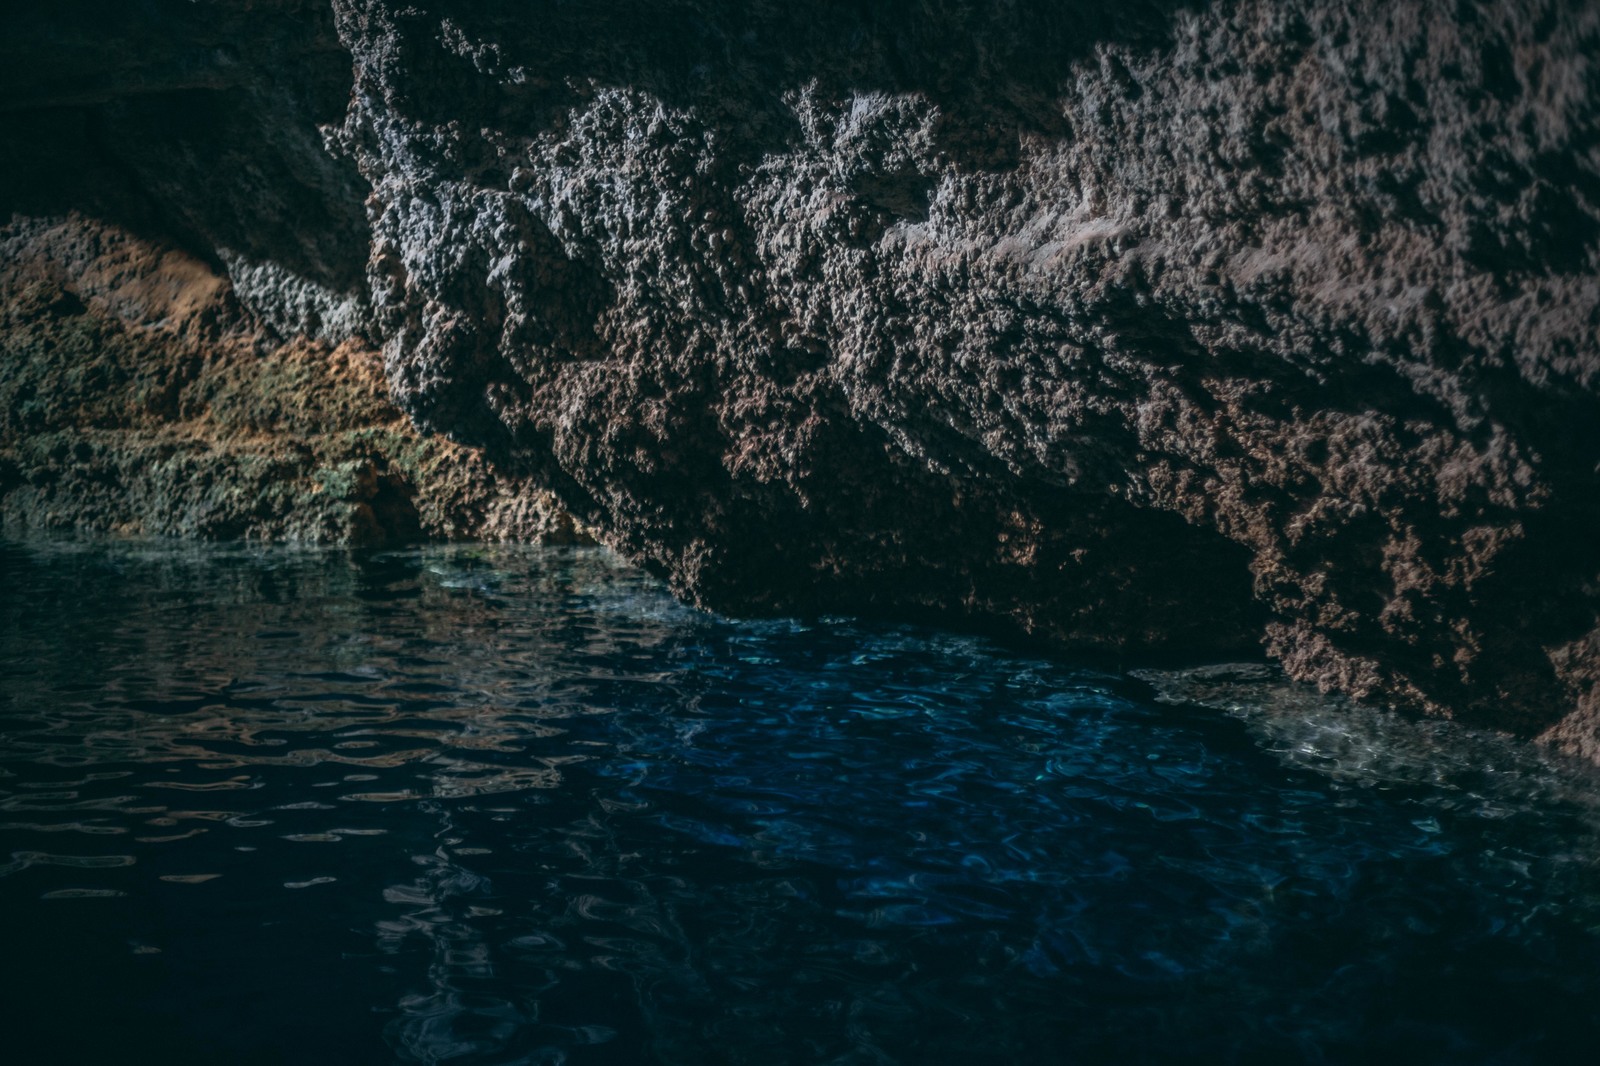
[0, 216, 590, 545]
[3, 1, 1598, 752]
[0, 3, 586, 546]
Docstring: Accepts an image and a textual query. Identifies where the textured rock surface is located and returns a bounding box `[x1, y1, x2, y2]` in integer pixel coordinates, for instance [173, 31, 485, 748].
[0, 216, 590, 546]
[0, 0, 371, 339]
[4, 1, 1600, 749]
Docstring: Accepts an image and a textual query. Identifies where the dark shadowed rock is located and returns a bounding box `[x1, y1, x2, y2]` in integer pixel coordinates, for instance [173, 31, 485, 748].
[0, 0, 371, 339]
[3, 1, 1598, 752]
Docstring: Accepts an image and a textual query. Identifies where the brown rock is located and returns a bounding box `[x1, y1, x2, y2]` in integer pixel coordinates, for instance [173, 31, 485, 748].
[3, 1, 1597, 752]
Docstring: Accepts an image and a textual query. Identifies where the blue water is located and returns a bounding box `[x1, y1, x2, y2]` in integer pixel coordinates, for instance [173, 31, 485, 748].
[2, 541, 1599, 1064]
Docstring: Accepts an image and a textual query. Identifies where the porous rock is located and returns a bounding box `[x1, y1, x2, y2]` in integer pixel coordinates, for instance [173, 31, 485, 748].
[4, 1, 1599, 751]
[0, 215, 591, 547]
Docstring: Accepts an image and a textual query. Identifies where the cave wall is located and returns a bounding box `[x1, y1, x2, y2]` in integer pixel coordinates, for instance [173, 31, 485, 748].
[0, 2, 586, 546]
[3, 1, 1599, 750]
[0, 215, 591, 546]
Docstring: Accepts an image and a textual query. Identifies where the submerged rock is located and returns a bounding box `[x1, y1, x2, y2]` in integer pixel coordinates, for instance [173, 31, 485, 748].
[2, 1, 1598, 751]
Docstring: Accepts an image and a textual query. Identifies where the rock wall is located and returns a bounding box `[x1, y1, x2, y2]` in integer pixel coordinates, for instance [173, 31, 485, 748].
[3, 1, 1598, 751]
[1, 0, 370, 338]
[0, 2, 587, 546]
[0, 216, 591, 546]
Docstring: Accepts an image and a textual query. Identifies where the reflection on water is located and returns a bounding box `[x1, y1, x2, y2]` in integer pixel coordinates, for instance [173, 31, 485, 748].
[3, 541, 1600, 1064]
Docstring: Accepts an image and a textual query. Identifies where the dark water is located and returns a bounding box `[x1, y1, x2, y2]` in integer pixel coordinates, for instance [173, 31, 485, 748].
[3, 542, 1599, 1065]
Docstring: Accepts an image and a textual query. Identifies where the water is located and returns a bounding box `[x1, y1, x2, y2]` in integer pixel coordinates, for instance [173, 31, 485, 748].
[2, 541, 1599, 1065]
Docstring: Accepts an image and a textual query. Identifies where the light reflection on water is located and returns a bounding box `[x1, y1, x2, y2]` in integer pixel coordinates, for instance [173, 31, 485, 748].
[2, 540, 1600, 1064]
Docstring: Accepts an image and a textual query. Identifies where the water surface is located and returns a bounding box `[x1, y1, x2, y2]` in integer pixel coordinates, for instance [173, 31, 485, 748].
[2, 541, 1598, 1064]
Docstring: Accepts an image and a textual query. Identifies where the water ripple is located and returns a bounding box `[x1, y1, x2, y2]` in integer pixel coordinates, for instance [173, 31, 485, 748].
[3, 541, 1600, 1063]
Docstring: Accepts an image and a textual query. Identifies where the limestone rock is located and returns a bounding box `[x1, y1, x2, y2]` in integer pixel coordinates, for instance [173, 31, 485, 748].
[0, 215, 591, 547]
[3, 1, 1598, 750]
[325, 0, 1600, 747]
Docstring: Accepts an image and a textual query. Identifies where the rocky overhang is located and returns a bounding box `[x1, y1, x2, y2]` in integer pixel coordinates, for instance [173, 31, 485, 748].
[3, 0, 1597, 754]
